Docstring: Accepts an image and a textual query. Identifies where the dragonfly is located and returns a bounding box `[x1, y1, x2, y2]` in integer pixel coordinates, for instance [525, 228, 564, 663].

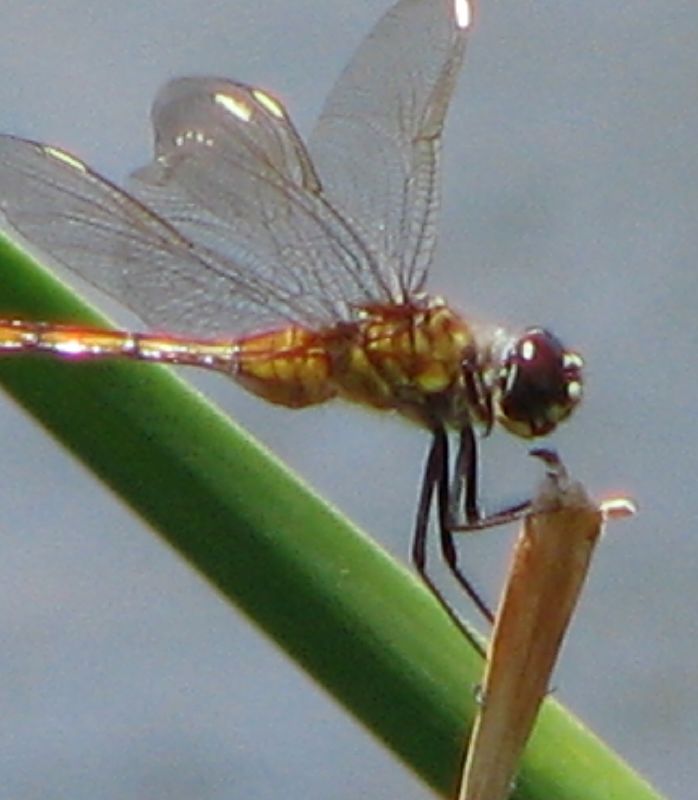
[0, 0, 583, 641]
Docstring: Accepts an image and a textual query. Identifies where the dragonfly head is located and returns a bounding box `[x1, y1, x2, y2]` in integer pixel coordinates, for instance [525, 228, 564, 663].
[494, 328, 583, 439]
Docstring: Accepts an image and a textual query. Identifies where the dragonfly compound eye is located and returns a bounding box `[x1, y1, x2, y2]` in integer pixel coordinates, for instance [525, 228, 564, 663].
[495, 328, 583, 439]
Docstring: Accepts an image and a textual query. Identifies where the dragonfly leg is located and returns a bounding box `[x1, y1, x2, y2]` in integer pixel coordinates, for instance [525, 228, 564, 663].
[412, 428, 486, 656]
[438, 428, 533, 624]
[413, 428, 535, 649]
[450, 426, 532, 533]
[438, 426, 494, 623]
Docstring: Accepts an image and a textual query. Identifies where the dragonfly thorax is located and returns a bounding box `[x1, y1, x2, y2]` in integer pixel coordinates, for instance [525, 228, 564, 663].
[333, 298, 481, 429]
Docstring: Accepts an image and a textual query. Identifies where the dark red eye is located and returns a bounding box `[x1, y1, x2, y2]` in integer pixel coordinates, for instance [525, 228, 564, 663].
[496, 328, 583, 439]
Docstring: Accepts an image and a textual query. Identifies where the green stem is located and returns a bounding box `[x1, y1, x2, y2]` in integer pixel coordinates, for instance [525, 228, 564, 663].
[0, 234, 663, 799]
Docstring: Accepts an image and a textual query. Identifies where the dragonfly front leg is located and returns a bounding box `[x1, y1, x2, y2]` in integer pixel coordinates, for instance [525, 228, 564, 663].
[450, 426, 533, 533]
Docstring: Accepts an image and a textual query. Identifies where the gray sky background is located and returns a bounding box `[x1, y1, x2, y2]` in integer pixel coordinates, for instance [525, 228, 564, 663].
[1, 1, 696, 798]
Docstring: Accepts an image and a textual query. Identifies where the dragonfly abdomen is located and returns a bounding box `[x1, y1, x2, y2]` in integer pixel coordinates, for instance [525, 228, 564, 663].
[0, 319, 238, 370]
[233, 326, 336, 409]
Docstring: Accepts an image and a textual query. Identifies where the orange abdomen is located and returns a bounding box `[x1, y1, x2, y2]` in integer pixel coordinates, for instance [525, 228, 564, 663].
[234, 326, 336, 408]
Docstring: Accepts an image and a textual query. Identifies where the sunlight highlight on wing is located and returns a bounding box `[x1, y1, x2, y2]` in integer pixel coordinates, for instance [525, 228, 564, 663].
[252, 89, 285, 119]
[42, 145, 87, 173]
[454, 0, 471, 30]
[214, 92, 253, 122]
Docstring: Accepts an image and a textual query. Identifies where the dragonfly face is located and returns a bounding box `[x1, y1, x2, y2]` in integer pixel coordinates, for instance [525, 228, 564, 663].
[492, 328, 584, 439]
[0, 0, 583, 640]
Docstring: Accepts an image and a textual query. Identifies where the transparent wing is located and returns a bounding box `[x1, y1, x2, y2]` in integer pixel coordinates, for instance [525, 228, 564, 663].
[0, 135, 343, 335]
[308, 0, 470, 298]
[129, 77, 393, 314]
[0, 0, 470, 337]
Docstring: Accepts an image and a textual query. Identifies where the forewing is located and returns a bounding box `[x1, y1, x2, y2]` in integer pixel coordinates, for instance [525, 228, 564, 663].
[309, 0, 471, 298]
[0, 135, 327, 336]
[129, 77, 390, 318]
